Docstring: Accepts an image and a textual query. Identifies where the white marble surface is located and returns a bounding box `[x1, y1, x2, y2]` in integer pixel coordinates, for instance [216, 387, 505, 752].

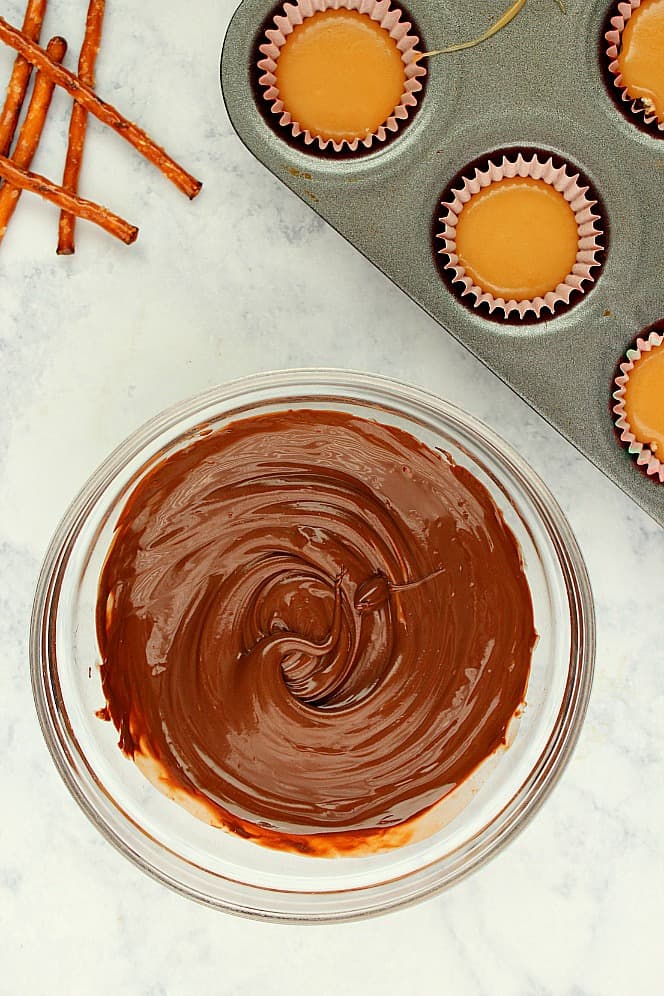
[1, 1, 662, 993]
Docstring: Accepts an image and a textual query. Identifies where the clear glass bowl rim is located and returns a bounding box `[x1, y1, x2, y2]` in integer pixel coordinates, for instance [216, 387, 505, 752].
[30, 368, 595, 922]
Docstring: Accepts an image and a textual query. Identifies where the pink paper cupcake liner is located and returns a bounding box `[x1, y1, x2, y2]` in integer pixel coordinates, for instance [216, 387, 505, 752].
[257, 0, 426, 153]
[605, 1, 664, 135]
[612, 326, 664, 483]
[435, 150, 606, 322]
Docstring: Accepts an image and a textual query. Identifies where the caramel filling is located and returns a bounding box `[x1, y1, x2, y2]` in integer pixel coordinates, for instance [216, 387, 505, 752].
[624, 342, 664, 459]
[454, 177, 579, 302]
[274, 9, 406, 143]
[618, 0, 664, 123]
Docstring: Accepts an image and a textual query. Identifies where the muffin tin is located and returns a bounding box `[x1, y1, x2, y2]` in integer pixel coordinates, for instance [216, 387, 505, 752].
[221, 0, 664, 527]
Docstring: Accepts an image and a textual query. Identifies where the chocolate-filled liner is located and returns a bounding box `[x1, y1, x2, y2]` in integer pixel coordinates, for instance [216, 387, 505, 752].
[612, 324, 664, 483]
[603, 0, 664, 137]
[256, 0, 426, 154]
[434, 149, 606, 323]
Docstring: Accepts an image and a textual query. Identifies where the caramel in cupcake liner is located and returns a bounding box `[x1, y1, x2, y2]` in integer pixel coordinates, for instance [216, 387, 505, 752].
[257, 0, 426, 153]
[612, 328, 664, 483]
[605, 1, 664, 135]
[436, 152, 605, 322]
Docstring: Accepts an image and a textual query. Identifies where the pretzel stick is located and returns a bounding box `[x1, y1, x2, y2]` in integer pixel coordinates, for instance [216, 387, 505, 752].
[0, 154, 138, 244]
[58, 0, 106, 255]
[0, 0, 47, 156]
[0, 15, 202, 200]
[0, 36, 66, 242]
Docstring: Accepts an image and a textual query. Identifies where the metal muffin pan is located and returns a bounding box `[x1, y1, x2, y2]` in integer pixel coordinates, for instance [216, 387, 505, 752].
[221, 0, 664, 527]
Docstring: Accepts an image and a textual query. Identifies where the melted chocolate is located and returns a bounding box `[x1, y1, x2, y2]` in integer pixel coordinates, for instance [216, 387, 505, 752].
[97, 410, 536, 850]
[354, 566, 447, 613]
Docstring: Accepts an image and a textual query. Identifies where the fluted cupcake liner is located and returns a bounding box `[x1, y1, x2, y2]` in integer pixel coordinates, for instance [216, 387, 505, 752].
[436, 151, 605, 322]
[613, 327, 664, 483]
[605, 1, 664, 135]
[257, 0, 426, 153]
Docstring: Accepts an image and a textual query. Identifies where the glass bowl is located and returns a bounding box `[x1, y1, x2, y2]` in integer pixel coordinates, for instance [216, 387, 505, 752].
[31, 370, 595, 921]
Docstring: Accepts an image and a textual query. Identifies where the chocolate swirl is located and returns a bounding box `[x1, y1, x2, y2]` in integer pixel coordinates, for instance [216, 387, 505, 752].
[97, 410, 536, 849]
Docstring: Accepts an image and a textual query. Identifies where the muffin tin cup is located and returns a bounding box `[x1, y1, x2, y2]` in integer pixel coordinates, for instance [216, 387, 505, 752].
[436, 151, 605, 322]
[257, 0, 426, 153]
[613, 327, 664, 482]
[605, 0, 664, 135]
